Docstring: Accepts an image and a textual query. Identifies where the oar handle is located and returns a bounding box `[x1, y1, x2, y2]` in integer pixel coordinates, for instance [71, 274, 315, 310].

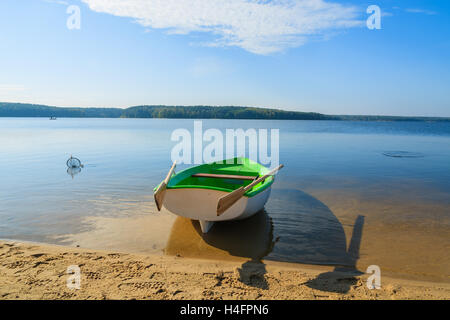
[164, 161, 177, 184]
[243, 164, 284, 191]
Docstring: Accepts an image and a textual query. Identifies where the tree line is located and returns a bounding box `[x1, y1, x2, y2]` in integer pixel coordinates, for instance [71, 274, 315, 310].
[1, 102, 448, 121]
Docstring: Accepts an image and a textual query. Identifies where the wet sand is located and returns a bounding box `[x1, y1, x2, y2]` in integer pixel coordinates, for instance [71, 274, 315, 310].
[303, 181, 450, 283]
[1, 240, 449, 300]
[53, 207, 176, 254]
[40, 179, 450, 285]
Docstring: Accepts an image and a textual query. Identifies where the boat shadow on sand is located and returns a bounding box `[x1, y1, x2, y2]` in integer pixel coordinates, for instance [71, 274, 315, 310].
[165, 188, 365, 293]
[165, 209, 276, 290]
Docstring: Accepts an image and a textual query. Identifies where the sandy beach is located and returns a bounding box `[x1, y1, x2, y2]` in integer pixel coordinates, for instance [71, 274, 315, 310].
[1, 240, 448, 300]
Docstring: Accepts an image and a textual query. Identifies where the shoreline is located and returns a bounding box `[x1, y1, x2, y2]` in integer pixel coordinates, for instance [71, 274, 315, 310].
[2, 103, 450, 121]
[1, 240, 449, 300]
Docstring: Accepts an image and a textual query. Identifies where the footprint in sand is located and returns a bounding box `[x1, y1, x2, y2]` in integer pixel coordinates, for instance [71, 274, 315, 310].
[85, 271, 102, 280]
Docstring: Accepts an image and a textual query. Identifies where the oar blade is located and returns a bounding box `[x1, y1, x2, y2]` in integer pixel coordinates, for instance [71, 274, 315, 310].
[216, 187, 245, 216]
[154, 161, 177, 211]
[154, 182, 167, 211]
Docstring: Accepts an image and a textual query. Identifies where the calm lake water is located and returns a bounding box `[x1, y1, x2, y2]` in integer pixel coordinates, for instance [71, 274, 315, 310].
[1, 118, 449, 281]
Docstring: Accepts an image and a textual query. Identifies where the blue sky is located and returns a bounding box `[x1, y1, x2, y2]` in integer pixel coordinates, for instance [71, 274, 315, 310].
[0, 0, 449, 116]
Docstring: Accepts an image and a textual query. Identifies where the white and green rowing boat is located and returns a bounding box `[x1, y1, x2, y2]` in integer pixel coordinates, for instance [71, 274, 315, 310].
[154, 158, 283, 233]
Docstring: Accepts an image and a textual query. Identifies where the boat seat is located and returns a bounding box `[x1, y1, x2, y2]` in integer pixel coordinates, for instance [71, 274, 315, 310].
[191, 173, 257, 180]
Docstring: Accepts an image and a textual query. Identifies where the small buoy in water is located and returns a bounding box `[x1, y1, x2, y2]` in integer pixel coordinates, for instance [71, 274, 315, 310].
[67, 156, 83, 179]
[66, 155, 84, 168]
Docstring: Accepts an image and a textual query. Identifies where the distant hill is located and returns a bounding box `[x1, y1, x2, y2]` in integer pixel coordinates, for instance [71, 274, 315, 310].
[1, 102, 449, 122]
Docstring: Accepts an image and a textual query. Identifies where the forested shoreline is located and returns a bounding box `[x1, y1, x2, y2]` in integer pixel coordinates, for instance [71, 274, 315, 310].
[1, 102, 448, 122]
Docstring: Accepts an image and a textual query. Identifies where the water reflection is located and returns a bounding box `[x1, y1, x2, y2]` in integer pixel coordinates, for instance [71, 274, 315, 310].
[67, 166, 82, 179]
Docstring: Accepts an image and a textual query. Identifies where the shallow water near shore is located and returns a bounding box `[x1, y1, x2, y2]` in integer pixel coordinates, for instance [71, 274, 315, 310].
[0, 118, 449, 282]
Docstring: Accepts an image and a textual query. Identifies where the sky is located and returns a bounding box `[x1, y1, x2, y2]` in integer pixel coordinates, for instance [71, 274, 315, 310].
[0, 0, 449, 116]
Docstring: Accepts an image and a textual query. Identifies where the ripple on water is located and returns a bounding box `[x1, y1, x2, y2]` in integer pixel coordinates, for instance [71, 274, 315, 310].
[382, 151, 425, 158]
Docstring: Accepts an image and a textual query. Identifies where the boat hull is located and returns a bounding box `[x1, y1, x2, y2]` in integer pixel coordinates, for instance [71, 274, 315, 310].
[163, 187, 271, 233]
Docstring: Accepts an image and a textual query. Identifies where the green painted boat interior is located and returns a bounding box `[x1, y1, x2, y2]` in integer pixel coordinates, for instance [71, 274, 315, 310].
[160, 158, 273, 197]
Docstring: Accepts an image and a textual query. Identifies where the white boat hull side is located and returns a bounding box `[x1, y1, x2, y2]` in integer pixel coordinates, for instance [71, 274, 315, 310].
[163, 187, 271, 232]
[234, 187, 271, 220]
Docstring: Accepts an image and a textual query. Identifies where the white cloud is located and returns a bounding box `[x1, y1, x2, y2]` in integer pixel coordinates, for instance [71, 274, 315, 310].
[405, 8, 437, 15]
[81, 0, 362, 54]
[44, 0, 69, 5]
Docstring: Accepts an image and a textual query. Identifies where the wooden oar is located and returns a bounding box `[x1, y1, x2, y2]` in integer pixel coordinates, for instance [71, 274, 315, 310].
[154, 161, 177, 211]
[216, 164, 284, 216]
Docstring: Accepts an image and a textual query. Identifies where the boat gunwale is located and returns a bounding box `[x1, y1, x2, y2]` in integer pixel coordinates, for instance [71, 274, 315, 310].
[154, 158, 274, 197]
